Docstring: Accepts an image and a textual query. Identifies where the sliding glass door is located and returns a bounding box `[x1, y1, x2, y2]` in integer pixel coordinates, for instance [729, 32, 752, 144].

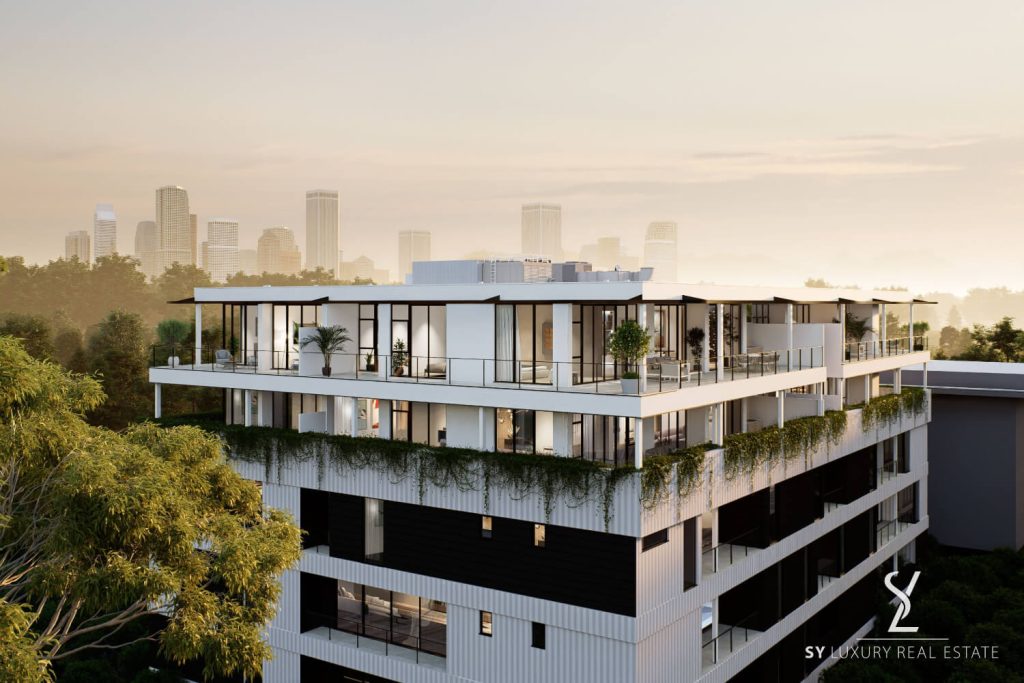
[494, 304, 553, 384]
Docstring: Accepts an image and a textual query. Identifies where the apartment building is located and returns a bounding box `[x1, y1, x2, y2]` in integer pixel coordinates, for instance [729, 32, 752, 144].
[149, 273, 932, 683]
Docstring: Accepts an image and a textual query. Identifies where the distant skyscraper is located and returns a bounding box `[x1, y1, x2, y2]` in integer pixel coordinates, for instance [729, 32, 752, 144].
[190, 213, 198, 266]
[398, 230, 431, 282]
[238, 249, 257, 275]
[65, 230, 90, 263]
[258, 227, 302, 275]
[305, 189, 339, 275]
[134, 220, 159, 279]
[204, 219, 240, 282]
[521, 203, 562, 260]
[156, 186, 191, 273]
[339, 255, 389, 283]
[643, 221, 678, 282]
[93, 203, 116, 259]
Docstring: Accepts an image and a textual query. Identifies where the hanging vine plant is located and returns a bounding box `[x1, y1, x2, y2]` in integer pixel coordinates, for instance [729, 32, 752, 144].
[862, 387, 927, 432]
[639, 443, 714, 511]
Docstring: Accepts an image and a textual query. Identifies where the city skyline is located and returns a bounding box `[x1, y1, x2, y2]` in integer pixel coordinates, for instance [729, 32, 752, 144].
[3, 2, 1024, 294]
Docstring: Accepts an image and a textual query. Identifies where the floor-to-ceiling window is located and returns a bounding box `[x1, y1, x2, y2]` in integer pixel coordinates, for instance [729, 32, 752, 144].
[494, 304, 553, 384]
[651, 410, 687, 453]
[650, 303, 684, 360]
[495, 408, 554, 455]
[359, 304, 377, 371]
[391, 401, 446, 446]
[271, 304, 321, 370]
[392, 304, 446, 377]
[572, 414, 635, 465]
[572, 304, 638, 384]
[334, 580, 447, 658]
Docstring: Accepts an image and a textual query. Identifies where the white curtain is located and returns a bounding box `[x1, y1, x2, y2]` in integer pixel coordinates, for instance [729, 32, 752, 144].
[495, 305, 515, 382]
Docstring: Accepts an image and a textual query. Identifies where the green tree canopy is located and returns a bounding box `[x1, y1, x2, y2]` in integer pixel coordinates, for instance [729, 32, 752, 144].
[86, 311, 151, 429]
[0, 335, 301, 682]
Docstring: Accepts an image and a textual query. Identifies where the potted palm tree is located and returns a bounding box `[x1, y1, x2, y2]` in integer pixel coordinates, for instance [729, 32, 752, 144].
[156, 318, 190, 367]
[608, 320, 651, 394]
[300, 325, 351, 376]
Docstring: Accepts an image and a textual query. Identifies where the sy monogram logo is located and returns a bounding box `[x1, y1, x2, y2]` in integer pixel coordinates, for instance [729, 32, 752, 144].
[884, 570, 921, 633]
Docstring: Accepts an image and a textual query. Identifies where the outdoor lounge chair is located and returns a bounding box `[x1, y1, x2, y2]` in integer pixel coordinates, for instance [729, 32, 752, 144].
[214, 349, 233, 367]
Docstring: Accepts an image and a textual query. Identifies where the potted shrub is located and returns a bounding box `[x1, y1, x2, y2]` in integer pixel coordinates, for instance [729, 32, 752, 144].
[392, 339, 408, 376]
[300, 325, 351, 376]
[364, 351, 376, 371]
[156, 318, 190, 367]
[608, 319, 651, 394]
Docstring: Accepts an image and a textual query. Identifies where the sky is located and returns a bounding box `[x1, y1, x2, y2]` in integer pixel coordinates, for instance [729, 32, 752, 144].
[1, 0, 1023, 295]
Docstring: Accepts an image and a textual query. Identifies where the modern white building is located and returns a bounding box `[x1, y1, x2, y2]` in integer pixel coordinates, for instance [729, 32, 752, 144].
[399, 231, 432, 283]
[522, 204, 562, 261]
[205, 218, 240, 283]
[150, 273, 932, 683]
[307, 190, 340, 276]
[643, 222, 678, 282]
[156, 185, 191, 273]
[93, 203, 117, 259]
[65, 230, 90, 263]
[258, 227, 303, 276]
[134, 220, 159, 279]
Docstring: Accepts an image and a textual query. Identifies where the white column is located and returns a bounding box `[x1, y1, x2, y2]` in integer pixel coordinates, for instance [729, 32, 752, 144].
[244, 389, 253, 427]
[634, 420, 645, 469]
[153, 384, 162, 419]
[864, 375, 871, 402]
[776, 390, 785, 429]
[194, 303, 202, 365]
[637, 304, 648, 390]
[552, 303, 574, 388]
[478, 407, 486, 450]
[895, 368, 902, 394]
[715, 304, 724, 381]
[879, 304, 887, 341]
[257, 303, 273, 371]
[377, 304, 392, 379]
[785, 303, 794, 349]
[378, 401, 392, 439]
[350, 397, 359, 437]
[740, 398, 749, 433]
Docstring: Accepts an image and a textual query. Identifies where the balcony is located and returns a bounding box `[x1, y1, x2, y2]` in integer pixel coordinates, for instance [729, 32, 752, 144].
[149, 345, 823, 397]
[844, 335, 928, 363]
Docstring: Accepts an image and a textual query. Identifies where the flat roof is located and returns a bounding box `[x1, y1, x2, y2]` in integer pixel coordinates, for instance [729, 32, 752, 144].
[188, 281, 933, 305]
[900, 360, 1024, 398]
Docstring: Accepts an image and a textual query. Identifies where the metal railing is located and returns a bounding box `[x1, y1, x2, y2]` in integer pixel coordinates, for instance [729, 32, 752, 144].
[844, 335, 928, 363]
[875, 519, 910, 548]
[302, 609, 447, 662]
[702, 616, 756, 668]
[149, 344, 824, 396]
[701, 532, 758, 575]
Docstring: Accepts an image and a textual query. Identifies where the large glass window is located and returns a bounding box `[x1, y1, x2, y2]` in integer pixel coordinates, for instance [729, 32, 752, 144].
[572, 304, 638, 384]
[496, 408, 535, 454]
[364, 498, 384, 562]
[391, 401, 446, 446]
[572, 414, 635, 465]
[495, 304, 553, 383]
[359, 304, 377, 370]
[392, 304, 446, 378]
[329, 581, 446, 658]
[271, 304, 320, 370]
[651, 411, 686, 453]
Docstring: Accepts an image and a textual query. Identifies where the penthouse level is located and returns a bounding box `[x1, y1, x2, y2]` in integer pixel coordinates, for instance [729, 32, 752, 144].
[150, 281, 929, 420]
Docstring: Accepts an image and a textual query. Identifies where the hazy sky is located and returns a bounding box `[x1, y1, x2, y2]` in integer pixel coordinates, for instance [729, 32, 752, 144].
[1, 0, 1023, 294]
